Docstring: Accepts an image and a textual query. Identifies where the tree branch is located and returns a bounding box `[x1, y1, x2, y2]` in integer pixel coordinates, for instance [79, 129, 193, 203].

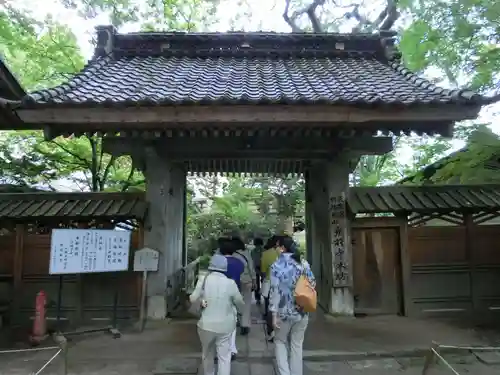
[306, 0, 326, 32]
[349, 0, 400, 32]
[99, 155, 116, 191]
[47, 140, 91, 168]
[86, 135, 99, 191]
[283, 0, 304, 32]
[120, 166, 136, 192]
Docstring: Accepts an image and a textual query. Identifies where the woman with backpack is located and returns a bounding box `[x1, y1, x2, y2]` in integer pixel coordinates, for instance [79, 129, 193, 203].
[269, 236, 316, 375]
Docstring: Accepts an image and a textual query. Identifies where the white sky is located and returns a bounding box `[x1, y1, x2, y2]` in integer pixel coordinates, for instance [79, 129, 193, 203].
[10, 0, 500, 191]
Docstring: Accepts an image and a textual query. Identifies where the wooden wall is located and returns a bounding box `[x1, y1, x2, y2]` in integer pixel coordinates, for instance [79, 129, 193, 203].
[407, 224, 500, 317]
[352, 217, 500, 318]
[352, 226, 402, 315]
[0, 227, 142, 329]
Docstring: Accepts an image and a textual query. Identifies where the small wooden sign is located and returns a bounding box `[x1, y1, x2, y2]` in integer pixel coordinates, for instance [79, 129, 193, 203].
[133, 247, 159, 272]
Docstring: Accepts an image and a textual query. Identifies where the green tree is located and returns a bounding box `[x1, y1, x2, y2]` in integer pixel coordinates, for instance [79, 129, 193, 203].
[0, 0, 219, 192]
[405, 124, 500, 185]
[60, 0, 220, 30]
[0, 131, 144, 191]
[399, 0, 500, 99]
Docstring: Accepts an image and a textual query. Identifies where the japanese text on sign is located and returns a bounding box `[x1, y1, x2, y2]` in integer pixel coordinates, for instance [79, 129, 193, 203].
[133, 247, 159, 272]
[329, 193, 349, 286]
[50, 229, 131, 275]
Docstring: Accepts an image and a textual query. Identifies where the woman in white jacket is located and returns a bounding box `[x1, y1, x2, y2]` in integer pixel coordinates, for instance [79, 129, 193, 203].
[190, 254, 244, 375]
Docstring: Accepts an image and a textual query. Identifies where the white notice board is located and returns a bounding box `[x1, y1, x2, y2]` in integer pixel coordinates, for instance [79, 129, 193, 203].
[133, 247, 159, 272]
[50, 229, 131, 275]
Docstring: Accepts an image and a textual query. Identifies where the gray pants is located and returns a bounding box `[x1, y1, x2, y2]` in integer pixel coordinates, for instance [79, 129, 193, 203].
[274, 315, 309, 375]
[198, 328, 232, 375]
[241, 282, 253, 328]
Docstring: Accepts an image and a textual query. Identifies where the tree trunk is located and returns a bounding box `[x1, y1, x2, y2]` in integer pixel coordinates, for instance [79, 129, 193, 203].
[276, 215, 294, 235]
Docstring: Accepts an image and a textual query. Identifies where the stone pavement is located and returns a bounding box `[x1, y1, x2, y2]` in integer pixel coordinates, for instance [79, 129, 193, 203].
[1, 302, 500, 374]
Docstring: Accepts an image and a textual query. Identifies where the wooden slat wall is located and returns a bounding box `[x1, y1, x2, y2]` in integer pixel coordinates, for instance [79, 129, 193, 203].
[470, 226, 500, 312]
[407, 225, 500, 317]
[0, 228, 142, 329]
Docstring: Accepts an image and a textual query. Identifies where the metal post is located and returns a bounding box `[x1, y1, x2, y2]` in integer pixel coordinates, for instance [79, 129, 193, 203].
[139, 270, 148, 332]
[56, 275, 63, 332]
[61, 337, 68, 375]
[112, 275, 119, 329]
[421, 342, 438, 375]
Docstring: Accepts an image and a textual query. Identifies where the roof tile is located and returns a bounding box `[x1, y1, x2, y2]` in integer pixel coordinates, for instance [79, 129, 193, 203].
[349, 185, 500, 214]
[22, 30, 483, 108]
[0, 192, 147, 221]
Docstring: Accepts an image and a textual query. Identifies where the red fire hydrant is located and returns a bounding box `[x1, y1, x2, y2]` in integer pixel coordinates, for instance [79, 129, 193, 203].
[30, 290, 47, 345]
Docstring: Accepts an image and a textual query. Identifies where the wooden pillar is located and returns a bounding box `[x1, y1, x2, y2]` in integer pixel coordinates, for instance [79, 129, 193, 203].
[308, 159, 354, 316]
[143, 148, 186, 319]
[308, 164, 331, 310]
[182, 182, 188, 267]
[304, 171, 313, 263]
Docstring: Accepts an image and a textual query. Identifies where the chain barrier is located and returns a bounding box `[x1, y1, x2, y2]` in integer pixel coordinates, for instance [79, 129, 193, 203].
[421, 342, 500, 375]
[0, 335, 68, 375]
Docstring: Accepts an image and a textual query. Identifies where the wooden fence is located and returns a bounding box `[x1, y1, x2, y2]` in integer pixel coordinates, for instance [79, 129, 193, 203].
[352, 217, 500, 318]
[408, 224, 500, 317]
[0, 227, 143, 329]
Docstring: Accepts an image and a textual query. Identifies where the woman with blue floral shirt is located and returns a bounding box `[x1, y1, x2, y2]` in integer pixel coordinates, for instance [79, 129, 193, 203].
[269, 236, 316, 375]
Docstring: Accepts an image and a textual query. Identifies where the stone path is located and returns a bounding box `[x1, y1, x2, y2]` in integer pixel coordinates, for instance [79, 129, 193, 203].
[1, 302, 500, 374]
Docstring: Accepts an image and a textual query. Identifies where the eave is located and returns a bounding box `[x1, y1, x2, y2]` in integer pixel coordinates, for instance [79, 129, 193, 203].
[15, 103, 482, 137]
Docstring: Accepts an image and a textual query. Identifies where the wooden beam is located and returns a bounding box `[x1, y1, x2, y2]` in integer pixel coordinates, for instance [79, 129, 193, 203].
[103, 135, 393, 159]
[343, 136, 393, 155]
[17, 104, 480, 126]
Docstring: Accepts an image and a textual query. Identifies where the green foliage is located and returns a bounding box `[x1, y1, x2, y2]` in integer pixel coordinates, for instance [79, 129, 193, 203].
[0, 7, 84, 90]
[186, 177, 281, 257]
[353, 135, 453, 186]
[407, 125, 500, 185]
[0, 131, 145, 191]
[59, 0, 220, 29]
[399, 0, 500, 93]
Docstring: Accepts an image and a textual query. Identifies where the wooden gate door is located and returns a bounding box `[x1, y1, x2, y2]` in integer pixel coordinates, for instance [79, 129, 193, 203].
[352, 227, 403, 315]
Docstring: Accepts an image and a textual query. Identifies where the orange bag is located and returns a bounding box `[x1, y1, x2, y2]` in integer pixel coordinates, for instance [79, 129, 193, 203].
[294, 273, 317, 313]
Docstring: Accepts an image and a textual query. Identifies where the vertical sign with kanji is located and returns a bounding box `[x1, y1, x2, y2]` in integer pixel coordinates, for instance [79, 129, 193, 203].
[329, 192, 350, 287]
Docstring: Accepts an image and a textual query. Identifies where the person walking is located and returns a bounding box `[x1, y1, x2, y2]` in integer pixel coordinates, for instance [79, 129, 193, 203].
[190, 254, 244, 375]
[218, 237, 244, 358]
[231, 236, 256, 336]
[251, 237, 264, 305]
[260, 235, 281, 339]
[269, 236, 316, 375]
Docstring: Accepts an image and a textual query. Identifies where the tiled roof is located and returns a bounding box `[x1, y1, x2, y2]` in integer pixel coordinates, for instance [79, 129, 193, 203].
[349, 185, 500, 214]
[21, 28, 483, 108]
[0, 192, 147, 221]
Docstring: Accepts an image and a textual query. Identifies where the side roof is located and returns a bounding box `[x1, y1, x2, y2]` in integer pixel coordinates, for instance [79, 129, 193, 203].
[0, 59, 25, 100]
[19, 27, 485, 109]
[0, 59, 25, 127]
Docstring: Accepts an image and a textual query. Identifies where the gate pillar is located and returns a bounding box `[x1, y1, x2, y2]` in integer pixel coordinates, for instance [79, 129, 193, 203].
[307, 159, 354, 316]
[143, 148, 186, 319]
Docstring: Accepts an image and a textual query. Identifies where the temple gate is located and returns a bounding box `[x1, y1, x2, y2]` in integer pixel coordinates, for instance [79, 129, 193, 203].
[10, 27, 485, 319]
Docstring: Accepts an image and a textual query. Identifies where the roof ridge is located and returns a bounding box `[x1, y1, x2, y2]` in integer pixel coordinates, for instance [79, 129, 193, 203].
[106, 26, 391, 60]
